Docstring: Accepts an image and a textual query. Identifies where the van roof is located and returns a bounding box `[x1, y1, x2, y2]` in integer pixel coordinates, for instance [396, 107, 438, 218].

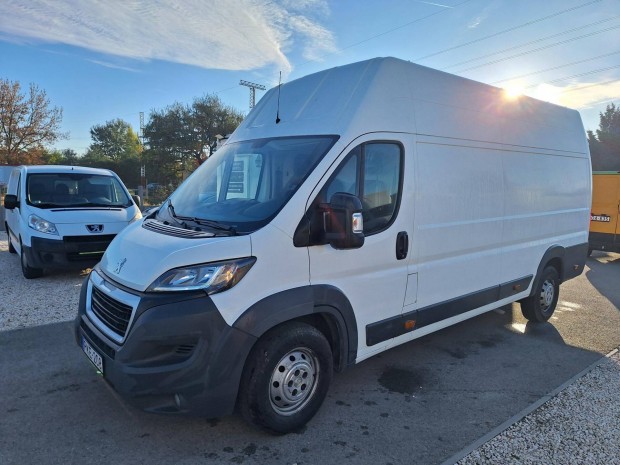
[19, 165, 115, 176]
[230, 57, 588, 157]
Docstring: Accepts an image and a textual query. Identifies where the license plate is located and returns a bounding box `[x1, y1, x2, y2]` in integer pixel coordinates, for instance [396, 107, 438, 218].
[591, 214, 611, 222]
[82, 336, 104, 374]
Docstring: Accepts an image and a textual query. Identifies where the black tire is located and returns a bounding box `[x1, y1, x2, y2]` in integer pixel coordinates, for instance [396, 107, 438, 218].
[587, 248, 593, 257]
[20, 241, 43, 279]
[238, 322, 333, 434]
[6, 225, 16, 254]
[520, 266, 559, 322]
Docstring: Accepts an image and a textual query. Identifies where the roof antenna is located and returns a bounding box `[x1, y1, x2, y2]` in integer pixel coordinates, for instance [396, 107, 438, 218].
[275, 71, 282, 124]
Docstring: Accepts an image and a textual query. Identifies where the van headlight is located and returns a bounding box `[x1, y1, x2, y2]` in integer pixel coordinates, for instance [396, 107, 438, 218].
[28, 214, 58, 235]
[147, 257, 256, 294]
[130, 211, 143, 223]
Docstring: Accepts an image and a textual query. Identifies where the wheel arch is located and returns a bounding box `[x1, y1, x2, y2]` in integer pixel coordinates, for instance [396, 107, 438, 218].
[233, 285, 358, 372]
[528, 245, 565, 299]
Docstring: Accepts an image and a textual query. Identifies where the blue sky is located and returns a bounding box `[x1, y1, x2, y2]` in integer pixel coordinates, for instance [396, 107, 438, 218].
[1, 0, 619, 155]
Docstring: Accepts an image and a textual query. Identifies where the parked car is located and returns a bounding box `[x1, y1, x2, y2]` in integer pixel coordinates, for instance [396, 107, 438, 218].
[3, 165, 142, 278]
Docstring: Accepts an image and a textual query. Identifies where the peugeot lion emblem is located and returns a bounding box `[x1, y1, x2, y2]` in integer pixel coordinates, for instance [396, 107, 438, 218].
[86, 224, 104, 233]
[114, 258, 127, 274]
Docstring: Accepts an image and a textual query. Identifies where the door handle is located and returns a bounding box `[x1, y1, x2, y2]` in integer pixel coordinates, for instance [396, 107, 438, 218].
[396, 231, 408, 260]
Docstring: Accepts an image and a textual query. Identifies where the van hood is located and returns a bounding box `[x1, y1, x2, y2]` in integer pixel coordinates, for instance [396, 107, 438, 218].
[34, 207, 135, 224]
[100, 221, 252, 292]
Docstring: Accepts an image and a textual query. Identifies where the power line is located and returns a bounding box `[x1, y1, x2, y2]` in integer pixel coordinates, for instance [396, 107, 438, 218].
[443, 16, 619, 70]
[413, 0, 603, 61]
[560, 78, 620, 94]
[212, 0, 474, 98]
[524, 64, 620, 89]
[454, 24, 620, 73]
[492, 50, 620, 85]
[310, 0, 473, 60]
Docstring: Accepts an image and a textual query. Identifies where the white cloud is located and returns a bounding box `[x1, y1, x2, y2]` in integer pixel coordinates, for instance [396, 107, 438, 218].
[1, 0, 336, 73]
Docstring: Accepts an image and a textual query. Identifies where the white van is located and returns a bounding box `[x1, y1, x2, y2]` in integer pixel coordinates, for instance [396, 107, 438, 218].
[74, 58, 591, 433]
[4, 165, 141, 278]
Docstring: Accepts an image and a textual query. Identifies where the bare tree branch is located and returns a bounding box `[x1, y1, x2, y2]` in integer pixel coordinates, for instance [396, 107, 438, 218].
[0, 79, 67, 165]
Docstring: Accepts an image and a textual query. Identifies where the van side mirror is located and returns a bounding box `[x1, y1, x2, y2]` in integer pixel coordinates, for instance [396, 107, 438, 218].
[322, 192, 365, 249]
[131, 194, 142, 209]
[3, 194, 18, 210]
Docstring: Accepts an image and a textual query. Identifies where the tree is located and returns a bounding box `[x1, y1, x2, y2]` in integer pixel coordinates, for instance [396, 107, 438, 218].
[41, 148, 79, 165]
[589, 103, 620, 171]
[85, 119, 142, 162]
[143, 95, 244, 183]
[0, 78, 65, 165]
[82, 119, 142, 187]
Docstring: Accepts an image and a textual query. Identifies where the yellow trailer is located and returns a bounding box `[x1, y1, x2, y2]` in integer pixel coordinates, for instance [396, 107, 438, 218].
[589, 171, 620, 254]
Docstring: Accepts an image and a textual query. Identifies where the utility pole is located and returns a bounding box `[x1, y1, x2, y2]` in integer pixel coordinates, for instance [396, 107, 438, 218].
[139, 111, 146, 202]
[239, 80, 266, 111]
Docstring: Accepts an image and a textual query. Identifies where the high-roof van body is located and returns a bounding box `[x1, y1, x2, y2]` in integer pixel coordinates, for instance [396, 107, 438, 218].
[75, 58, 591, 433]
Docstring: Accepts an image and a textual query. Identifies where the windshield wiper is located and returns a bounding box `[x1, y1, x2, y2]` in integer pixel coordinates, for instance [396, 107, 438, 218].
[166, 200, 187, 227]
[166, 200, 237, 235]
[177, 216, 237, 235]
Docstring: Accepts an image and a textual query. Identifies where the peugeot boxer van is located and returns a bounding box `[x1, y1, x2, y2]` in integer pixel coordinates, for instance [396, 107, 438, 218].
[4, 165, 141, 278]
[75, 58, 591, 433]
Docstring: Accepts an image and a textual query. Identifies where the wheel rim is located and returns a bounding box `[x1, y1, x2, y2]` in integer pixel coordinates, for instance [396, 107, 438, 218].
[269, 347, 319, 416]
[539, 279, 555, 313]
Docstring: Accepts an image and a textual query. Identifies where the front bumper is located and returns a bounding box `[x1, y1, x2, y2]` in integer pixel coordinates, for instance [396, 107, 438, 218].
[28, 235, 116, 269]
[74, 269, 257, 418]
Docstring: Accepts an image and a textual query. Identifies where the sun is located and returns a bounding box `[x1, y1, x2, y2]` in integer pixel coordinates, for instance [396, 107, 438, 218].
[503, 83, 525, 100]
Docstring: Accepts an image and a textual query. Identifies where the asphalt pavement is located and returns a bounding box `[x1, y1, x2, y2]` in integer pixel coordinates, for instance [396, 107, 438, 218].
[0, 235, 619, 464]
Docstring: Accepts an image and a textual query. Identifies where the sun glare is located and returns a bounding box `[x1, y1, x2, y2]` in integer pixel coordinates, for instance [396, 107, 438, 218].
[532, 83, 563, 104]
[503, 83, 524, 100]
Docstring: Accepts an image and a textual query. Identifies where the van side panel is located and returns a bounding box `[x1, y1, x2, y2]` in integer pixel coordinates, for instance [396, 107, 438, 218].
[413, 140, 504, 310]
[501, 152, 591, 284]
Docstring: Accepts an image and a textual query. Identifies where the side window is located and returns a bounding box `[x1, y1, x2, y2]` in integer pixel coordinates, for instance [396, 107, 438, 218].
[325, 147, 359, 202]
[322, 142, 403, 235]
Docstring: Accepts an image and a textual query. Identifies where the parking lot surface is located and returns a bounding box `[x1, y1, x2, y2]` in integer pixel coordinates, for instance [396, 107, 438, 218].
[1, 231, 619, 465]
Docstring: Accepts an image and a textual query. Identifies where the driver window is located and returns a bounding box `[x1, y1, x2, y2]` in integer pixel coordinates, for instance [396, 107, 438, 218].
[322, 142, 402, 235]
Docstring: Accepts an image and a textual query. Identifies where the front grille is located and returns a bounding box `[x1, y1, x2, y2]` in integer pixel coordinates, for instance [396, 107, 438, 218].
[64, 235, 116, 244]
[91, 286, 133, 337]
[65, 234, 116, 261]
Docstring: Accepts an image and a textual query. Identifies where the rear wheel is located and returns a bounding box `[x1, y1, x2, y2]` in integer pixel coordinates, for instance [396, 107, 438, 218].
[521, 266, 559, 322]
[239, 322, 333, 434]
[20, 240, 43, 279]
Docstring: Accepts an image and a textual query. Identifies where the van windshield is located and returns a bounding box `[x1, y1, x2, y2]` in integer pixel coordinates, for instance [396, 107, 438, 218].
[26, 173, 132, 208]
[159, 135, 338, 234]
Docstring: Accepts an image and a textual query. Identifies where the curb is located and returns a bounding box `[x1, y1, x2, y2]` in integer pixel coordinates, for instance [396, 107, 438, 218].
[440, 347, 620, 465]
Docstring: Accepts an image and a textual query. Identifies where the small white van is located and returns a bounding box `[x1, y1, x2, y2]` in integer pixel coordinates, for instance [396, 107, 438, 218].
[4, 165, 141, 278]
[75, 58, 591, 433]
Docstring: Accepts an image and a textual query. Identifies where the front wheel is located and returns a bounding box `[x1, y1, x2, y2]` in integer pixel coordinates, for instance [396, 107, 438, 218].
[520, 266, 559, 322]
[21, 241, 44, 279]
[6, 225, 16, 254]
[238, 322, 333, 434]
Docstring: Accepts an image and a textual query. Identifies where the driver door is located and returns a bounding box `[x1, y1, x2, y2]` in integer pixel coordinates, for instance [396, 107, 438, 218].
[307, 135, 413, 361]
